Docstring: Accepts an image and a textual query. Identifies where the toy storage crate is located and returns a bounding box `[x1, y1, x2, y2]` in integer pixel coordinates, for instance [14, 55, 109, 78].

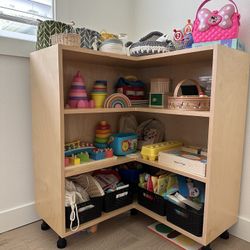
[118, 168, 143, 194]
[103, 184, 133, 212]
[65, 196, 103, 228]
[137, 187, 167, 216]
[165, 199, 204, 236]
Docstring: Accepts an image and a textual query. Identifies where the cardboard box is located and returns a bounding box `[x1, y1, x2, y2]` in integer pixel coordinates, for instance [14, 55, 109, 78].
[192, 39, 245, 51]
[158, 148, 207, 177]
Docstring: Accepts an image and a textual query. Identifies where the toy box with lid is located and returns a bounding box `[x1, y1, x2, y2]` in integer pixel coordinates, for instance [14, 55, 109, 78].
[109, 133, 138, 156]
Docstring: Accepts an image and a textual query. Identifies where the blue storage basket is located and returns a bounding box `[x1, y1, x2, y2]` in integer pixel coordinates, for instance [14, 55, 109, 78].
[109, 133, 137, 156]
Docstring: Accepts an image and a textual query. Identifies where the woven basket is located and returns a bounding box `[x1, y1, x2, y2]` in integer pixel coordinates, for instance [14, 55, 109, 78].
[51, 33, 80, 47]
[168, 79, 210, 111]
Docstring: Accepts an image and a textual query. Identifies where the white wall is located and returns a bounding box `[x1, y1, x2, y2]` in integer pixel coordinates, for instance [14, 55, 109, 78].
[133, 0, 250, 242]
[57, 0, 133, 40]
[0, 0, 133, 234]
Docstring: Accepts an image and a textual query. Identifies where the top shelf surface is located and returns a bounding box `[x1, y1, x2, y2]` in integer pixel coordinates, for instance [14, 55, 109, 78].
[61, 44, 214, 67]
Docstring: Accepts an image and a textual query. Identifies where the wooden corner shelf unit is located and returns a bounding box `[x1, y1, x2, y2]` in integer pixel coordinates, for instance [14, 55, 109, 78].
[30, 44, 250, 248]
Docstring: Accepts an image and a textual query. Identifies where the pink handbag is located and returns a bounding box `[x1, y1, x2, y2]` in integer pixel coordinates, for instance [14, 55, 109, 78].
[193, 0, 240, 43]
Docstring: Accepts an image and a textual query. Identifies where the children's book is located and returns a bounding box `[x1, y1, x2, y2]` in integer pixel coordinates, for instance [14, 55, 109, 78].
[148, 222, 202, 250]
[174, 192, 203, 211]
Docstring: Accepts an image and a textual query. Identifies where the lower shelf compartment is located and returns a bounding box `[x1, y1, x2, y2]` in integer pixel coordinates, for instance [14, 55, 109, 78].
[64, 201, 205, 245]
[134, 203, 204, 245]
[64, 202, 135, 237]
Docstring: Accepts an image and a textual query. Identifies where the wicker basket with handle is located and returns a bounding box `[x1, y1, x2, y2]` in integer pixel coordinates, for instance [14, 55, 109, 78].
[168, 79, 210, 111]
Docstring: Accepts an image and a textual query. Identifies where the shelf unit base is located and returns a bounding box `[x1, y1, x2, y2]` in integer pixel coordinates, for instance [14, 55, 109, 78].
[61, 201, 206, 245]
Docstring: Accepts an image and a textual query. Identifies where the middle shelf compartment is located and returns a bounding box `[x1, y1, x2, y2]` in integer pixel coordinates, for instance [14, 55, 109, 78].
[65, 155, 207, 183]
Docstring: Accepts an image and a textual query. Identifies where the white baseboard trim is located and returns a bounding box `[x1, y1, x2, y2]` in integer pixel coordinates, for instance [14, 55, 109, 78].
[230, 216, 250, 242]
[0, 202, 40, 233]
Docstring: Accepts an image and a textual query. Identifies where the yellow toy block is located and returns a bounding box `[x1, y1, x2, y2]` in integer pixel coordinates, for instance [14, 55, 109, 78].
[141, 141, 183, 161]
[69, 156, 81, 165]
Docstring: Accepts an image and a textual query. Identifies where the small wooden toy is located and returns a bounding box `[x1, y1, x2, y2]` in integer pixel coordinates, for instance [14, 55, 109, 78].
[90, 148, 106, 160]
[77, 152, 90, 163]
[103, 93, 131, 108]
[64, 157, 70, 166]
[150, 78, 171, 93]
[64, 140, 94, 156]
[149, 93, 168, 108]
[141, 141, 183, 161]
[94, 121, 111, 148]
[69, 155, 81, 165]
[105, 148, 114, 158]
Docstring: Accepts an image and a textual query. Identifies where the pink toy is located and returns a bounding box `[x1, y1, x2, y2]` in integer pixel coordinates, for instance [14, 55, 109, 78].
[67, 71, 89, 108]
[64, 157, 70, 166]
[193, 0, 240, 43]
[89, 99, 95, 108]
[105, 148, 114, 158]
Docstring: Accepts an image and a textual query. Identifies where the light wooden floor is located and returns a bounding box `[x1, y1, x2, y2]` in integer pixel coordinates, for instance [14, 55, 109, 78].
[0, 213, 249, 250]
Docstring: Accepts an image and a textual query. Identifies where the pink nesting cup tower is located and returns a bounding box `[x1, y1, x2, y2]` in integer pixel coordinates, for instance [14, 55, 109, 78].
[67, 71, 89, 108]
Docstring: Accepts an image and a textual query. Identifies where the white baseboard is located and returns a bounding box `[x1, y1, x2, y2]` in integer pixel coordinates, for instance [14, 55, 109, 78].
[0, 202, 40, 233]
[230, 216, 250, 242]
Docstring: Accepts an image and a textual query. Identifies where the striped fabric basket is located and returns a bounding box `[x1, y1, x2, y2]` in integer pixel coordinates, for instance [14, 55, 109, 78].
[51, 33, 81, 47]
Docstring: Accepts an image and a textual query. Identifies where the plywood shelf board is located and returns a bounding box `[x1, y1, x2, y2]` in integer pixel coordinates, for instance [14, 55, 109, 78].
[65, 153, 207, 183]
[137, 157, 207, 183]
[64, 203, 135, 237]
[61, 44, 214, 68]
[65, 156, 134, 177]
[64, 108, 135, 114]
[64, 107, 210, 117]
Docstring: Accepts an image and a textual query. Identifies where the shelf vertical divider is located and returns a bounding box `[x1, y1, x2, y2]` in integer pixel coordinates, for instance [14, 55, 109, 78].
[202, 45, 250, 245]
[31, 44, 65, 236]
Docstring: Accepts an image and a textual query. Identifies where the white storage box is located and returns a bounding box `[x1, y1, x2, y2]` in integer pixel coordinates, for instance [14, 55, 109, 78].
[158, 148, 207, 177]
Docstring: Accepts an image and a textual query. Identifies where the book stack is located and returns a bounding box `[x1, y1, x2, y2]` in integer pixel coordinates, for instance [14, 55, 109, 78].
[130, 99, 149, 107]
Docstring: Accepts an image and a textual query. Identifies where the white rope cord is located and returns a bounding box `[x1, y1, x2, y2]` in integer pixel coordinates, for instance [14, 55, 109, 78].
[65, 190, 80, 232]
[65, 176, 92, 232]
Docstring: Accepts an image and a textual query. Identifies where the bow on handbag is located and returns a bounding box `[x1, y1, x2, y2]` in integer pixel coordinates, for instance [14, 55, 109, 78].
[198, 4, 236, 31]
[193, 0, 240, 43]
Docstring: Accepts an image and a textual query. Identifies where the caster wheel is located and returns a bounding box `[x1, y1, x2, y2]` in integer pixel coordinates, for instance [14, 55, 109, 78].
[41, 220, 50, 231]
[130, 209, 138, 216]
[201, 245, 211, 250]
[57, 237, 67, 249]
[220, 230, 230, 240]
